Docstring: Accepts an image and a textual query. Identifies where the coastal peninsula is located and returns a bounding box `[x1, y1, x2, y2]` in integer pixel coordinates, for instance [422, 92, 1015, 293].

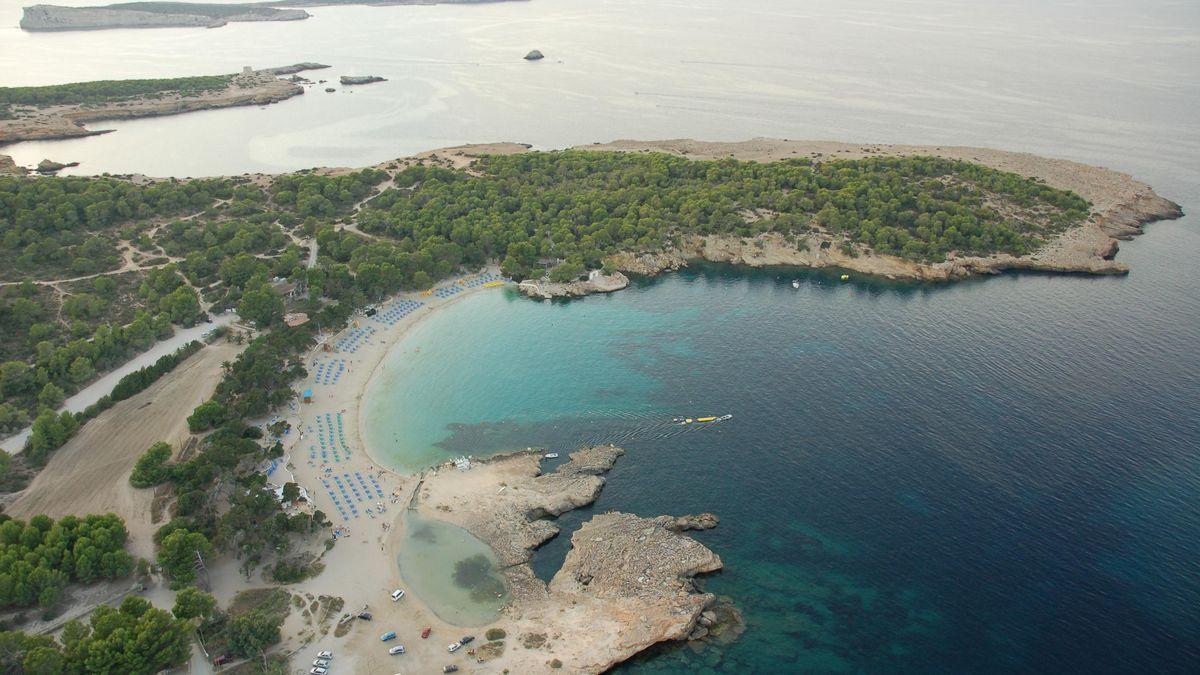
[0, 140, 1182, 673]
[20, 3, 308, 31]
[0, 64, 328, 144]
[20, 0, 528, 32]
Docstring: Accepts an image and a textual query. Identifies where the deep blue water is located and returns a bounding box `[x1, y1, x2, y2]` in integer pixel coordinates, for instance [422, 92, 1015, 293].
[370, 202, 1200, 672]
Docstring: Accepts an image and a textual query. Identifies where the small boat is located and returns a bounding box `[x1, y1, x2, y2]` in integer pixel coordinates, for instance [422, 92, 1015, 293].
[791, 279, 800, 288]
[679, 418, 694, 425]
[719, 414, 733, 421]
[421, 627, 432, 639]
[544, 452, 559, 459]
[840, 274, 850, 281]
[696, 416, 717, 423]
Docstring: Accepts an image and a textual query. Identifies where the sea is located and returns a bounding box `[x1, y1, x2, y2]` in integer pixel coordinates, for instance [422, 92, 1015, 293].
[2, 0, 1198, 672]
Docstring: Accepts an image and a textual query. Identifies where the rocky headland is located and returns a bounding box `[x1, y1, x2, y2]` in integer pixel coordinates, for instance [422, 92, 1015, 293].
[410, 445, 732, 672]
[20, 3, 309, 31]
[574, 138, 1183, 284]
[0, 65, 325, 145]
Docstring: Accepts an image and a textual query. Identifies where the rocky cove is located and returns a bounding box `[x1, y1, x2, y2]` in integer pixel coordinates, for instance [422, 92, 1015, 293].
[403, 445, 741, 672]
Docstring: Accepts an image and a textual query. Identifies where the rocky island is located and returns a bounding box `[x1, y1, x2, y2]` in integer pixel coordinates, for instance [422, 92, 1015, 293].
[0, 64, 327, 144]
[339, 75, 387, 86]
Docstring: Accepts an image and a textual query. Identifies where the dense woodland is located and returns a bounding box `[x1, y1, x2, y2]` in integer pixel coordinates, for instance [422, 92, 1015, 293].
[0, 513, 133, 608]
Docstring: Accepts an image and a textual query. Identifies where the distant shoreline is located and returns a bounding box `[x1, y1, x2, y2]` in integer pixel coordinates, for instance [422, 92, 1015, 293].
[19, 0, 528, 33]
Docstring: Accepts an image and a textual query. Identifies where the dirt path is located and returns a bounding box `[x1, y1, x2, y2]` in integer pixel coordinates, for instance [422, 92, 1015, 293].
[5, 340, 244, 559]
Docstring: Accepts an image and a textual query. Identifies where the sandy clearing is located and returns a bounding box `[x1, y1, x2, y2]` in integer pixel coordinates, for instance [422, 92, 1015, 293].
[4, 340, 244, 559]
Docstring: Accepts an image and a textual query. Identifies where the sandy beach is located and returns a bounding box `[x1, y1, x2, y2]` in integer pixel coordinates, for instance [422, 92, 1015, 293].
[250, 267, 524, 672]
[234, 261, 727, 675]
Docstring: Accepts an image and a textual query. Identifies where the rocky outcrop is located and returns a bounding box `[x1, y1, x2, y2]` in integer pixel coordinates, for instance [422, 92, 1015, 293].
[339, 75, 386, 86]
[20, 4, 310, 31]
[1094, 190, 1184, 240]
[267, 63, 330, 76]
[524, 49, 545, 61]
[517, 271, 629, 299]
[0, 155, 27, 176]
[35, 159, 78, 173]
[606, 250, 688, 276]
[668, 512, 719, 532]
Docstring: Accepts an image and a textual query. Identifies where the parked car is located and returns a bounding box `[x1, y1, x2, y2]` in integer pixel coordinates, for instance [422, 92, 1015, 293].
[390, 588, 405, 601]
[460, 635, 475, 645]
[358, 611, 373, 620]
[421, 627, 431, 639]
[447, 641, 462, 652]
[317, 650, 333, 659]
[381, 631, 397, 641]
[212, 654, 233, 666]
[313, 659, 330, 667]
[388, 645, 405, 655]
[443, 666, 459, 673]
[310, 668, 327, 675]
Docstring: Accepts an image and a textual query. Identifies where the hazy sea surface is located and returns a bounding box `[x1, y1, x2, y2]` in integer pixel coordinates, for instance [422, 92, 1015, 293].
[2, 0, 1198, 672]
[0, 0, 1197, 185]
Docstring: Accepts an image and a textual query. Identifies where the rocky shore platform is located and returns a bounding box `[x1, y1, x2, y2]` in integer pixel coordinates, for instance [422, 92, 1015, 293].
[412, 445, 735, 672]
[517, 270, 629, 299]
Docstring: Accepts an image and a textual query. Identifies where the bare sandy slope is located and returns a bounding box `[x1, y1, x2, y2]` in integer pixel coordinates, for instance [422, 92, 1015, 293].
[5, 341, 243, 559]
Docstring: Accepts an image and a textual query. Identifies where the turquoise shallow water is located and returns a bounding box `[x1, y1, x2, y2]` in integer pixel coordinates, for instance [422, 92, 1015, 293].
[396, 511, 509, 627]
[364, 212, 1200, 672]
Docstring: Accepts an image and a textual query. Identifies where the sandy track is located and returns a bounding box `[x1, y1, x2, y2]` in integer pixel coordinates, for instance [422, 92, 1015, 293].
[5, 341, 243, 559]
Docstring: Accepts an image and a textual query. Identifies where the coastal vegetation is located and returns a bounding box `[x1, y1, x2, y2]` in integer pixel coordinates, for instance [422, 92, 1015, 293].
[0, 596, 192, 673]
[0, 74, 233, 109]
[358, 153, 1090, 281]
